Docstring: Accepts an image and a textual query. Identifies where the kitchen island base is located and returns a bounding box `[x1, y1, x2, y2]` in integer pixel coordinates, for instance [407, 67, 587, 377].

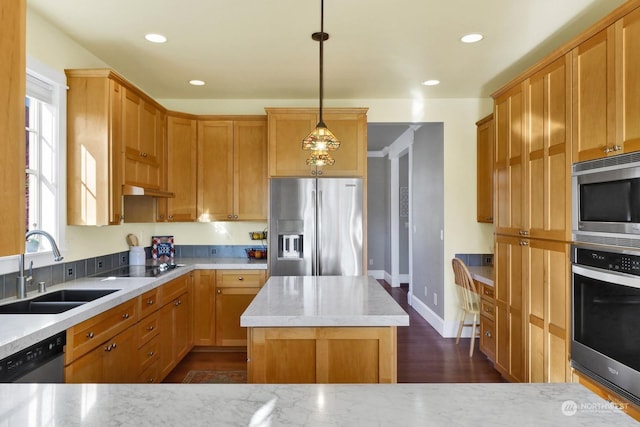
[247, 326, 397, 383]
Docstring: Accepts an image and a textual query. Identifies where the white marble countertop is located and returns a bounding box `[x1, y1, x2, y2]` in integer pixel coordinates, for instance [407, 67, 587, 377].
[468, 265, 494, 286]
[0, 257, 266, 360]
[0, 382, 635, 426]
[241, 275, 410, 327]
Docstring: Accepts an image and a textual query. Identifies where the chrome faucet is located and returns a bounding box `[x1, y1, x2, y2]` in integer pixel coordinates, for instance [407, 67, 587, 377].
[17, 230, 64, 299]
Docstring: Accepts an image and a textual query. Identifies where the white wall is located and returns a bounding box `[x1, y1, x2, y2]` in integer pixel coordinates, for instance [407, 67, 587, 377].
[26, 8, 495, 327]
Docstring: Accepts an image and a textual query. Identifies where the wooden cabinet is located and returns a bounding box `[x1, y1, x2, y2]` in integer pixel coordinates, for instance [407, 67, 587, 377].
[164, 114, 197, 221]
[494, 235, 525, 383]
[477, 281, 496, 361]
[158, 273, 193, 379]
[123, 88, 165, 190]
[64, 298, 138, 382]
[266, 108, 368, 177]
[572, 27, 616, 162]
[197, 118, 267, 221]
[215, 270, 266, 346]
[193, 269, 216, 346]
[247, 326, 397, 384]
[617, 7, 640, 155]
[526, 240, 570, 383]
[525, 55, 572, 242]
[66, 70, 124, 225]
[494, 84, 525, 237]
[0, 0, 25, 255]
[476, 114, 494, 223]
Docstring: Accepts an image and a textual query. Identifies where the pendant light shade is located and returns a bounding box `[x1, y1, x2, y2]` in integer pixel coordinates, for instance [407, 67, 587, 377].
[302, 0, 340, 163]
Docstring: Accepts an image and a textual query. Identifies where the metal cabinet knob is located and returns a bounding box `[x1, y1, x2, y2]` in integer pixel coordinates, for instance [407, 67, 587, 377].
[147, 325, 154, 331]
[147, 299, 154, 305]
[122, 313, 129, 319]
[175, 300, 181, 306]
[217, 289, 222, 294]
[86, 332, 95, 339]
[148, 351, 154, 357]
[485, 331, 492, 338]
[238, 276, 244, 281]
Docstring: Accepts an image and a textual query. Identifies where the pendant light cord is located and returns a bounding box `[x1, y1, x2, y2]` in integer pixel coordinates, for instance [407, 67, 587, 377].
[319, 0, 324, 124]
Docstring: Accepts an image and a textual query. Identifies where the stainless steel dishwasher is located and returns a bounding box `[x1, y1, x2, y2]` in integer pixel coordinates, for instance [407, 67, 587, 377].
[0, 332, 66, 383]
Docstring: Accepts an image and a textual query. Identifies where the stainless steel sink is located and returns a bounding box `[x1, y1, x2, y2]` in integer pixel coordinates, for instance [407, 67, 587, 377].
[0, 289, 119, 314]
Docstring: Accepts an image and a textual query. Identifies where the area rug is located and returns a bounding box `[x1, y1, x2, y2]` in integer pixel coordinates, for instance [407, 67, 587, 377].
[182, 370, 248, 384]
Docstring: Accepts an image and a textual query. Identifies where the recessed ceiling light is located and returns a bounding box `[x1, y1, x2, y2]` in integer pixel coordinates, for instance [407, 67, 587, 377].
[422, 80, 440, 86]
[145, 33, 167, 43]
[189, 80, 206, 86]
[461, 33, 484, 43]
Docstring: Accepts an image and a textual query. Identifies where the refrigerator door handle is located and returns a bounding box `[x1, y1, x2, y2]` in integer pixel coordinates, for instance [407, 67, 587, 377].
[317, 189, 322, 275]
[311, 189, 318, 276]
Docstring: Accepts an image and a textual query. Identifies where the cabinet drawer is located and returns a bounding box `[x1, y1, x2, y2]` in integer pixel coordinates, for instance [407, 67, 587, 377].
[137, 360, 160, 384]
[137, 311, 160, 346]
[139, 288, 160, 318]
[66, 298, 138, 364]
[160, 275, 190, 305]
[216, 270, 265, 288]
[479, 283, 495, 301]
[481, 299, 495, 321]
[480, 317, 496, 361]
[138, 336, 159, 372]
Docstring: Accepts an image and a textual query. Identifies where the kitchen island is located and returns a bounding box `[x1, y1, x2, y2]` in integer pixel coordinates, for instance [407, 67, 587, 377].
[0, 382, 635, 426]
[241, 275, 410, 383]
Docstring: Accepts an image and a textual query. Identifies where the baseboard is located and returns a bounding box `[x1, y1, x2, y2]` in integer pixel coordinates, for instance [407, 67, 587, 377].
[368, 270, 385, 280]
[410, 294, 477, 338]
[399, 273, 409, 283]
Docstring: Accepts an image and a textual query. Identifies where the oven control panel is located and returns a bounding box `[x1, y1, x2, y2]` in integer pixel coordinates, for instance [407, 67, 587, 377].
[574, 247, 640, 276]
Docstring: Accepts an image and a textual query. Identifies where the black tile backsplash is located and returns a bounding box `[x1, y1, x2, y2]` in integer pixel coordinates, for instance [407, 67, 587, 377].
[1, 245, 263, 300]
[454, 253, 493, 267]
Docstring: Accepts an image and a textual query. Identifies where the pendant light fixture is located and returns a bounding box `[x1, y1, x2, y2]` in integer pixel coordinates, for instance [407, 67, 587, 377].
[302, 0, 340, 166]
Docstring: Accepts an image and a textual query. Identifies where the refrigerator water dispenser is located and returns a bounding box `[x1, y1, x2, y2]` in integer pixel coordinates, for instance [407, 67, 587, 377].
[279, 234, 303, 259]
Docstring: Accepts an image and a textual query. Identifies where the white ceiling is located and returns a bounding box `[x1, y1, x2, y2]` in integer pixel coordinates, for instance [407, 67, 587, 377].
[28, 0, 626, 102]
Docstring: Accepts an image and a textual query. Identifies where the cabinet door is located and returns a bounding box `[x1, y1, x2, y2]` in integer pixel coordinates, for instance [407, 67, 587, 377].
[321, 111, 367, 177]
[193, 270, 216, 345]
[215, 270, 265, 346]
[618, 8, 640, 154]
[526, 240, 570, 383]
[526, 55, 572, 242]
[0, 0, 24, 254]
[159, 291, 192, 379]
[66, 74, 123, 226]
[494, 234, 525, 383]
[494, 85, 525, 236]
[476, 114, 494, 223]
[234, 120, 268, 220]
[197, 120, 234, 221]
[268, 111, 318, 177]
[103, 325, 137, 383]
[166, 115, 197, 221]
[572, 26, 616, 162]
[174, 292, 191, 362]
[64, 345, 104, 383]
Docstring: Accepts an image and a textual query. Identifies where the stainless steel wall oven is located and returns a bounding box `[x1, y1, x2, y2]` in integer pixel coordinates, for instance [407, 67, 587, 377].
[571, 244, 640, 406]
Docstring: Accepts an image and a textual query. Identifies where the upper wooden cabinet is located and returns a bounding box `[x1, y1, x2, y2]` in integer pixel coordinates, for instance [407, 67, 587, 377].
[476, 114, 494, 223]
[66, 70, 124, 226]
[573, 8, 640, 162]
[197, 118, 267, 221]
[266, 108, 368, 177]
[494, 84, 525, 237]
[1, 0, 25, 254]
[123, 88, 165, 190]
[525, 56, 572, 242]
[165, 114, 197, 222]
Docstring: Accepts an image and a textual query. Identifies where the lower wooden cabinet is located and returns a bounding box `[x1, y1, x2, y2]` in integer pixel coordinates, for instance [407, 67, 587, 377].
[192, 270, 216, 345]
[65, 325, 137, 383]
[215, 270, 266, 347]
[477, 281, 496, 362]
[247, 326, 398, 384]
[65, 273, 193, 383]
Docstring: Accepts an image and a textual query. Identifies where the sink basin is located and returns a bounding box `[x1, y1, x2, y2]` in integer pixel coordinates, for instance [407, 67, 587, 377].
[0, 289, 119, 314]
[32, 289, 118, 303]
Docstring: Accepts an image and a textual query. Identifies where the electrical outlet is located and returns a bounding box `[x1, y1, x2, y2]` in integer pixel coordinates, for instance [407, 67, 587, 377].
[97, 261, 103, 269]
[433, 293, 438, 306]
[121, 255, 127, 264]
[369, 259, 373, 266]
[67, 267, 74, 277]
[210, 248, 217, 255]
[424, 287, 428, 297]
[484, 255, 494, 266]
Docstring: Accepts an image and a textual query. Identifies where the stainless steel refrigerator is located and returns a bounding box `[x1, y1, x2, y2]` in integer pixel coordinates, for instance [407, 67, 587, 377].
[269, 177, 363, 276]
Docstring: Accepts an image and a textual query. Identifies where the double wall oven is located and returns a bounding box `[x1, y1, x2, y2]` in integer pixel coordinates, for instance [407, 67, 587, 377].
[571, 152, 640, 406]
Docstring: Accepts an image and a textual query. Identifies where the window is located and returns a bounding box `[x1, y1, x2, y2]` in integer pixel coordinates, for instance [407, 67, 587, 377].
[23, 59, 66, 254]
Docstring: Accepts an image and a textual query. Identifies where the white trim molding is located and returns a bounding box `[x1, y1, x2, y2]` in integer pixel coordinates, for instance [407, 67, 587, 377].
[410, 293, 477, 338]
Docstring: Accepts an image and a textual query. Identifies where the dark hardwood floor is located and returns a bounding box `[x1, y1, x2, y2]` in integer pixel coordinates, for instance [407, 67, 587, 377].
[163, 280, 504, 383]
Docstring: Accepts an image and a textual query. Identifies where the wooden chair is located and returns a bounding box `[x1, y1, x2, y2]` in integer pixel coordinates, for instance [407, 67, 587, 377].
[452, 257, 480, 357]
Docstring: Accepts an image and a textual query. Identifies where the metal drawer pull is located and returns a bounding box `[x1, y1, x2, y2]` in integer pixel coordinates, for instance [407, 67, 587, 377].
[147, 325, 154, 331]
[238, 277, 244, 281]
[175, 300, 181, 306]
[122, 313, 130, 319]
[148, 351, 154, 357]
[86, 332, 95, 339]
[147, 299, 154, 305]
[217, 289, 222, 294]
[485, 331, 492, 338]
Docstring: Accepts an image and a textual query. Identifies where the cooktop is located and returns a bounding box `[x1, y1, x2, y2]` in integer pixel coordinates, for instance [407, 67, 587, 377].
[93, 263, 183, 278]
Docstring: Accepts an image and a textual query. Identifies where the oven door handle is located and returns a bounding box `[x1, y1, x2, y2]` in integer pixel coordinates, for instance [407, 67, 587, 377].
[572, 264, 640, 290]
